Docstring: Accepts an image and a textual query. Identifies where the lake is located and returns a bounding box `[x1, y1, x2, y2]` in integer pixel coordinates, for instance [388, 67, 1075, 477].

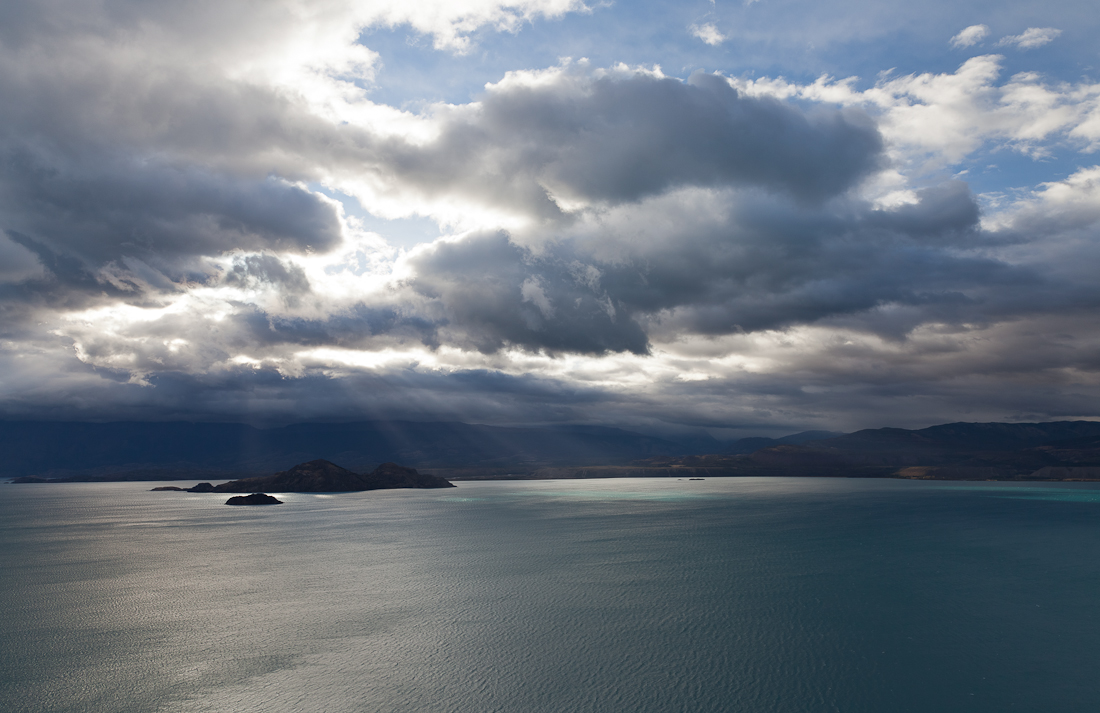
[2, 477, 1098, 712]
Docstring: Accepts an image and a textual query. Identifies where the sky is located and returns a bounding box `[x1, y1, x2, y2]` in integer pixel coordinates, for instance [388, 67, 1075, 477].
[1, 0, 1099, 437]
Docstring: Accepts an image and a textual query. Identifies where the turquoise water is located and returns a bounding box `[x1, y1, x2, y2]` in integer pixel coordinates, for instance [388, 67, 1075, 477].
[2, 478, 1099, 712]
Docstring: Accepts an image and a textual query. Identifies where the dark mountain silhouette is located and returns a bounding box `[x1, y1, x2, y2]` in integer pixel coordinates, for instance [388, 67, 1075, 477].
[618, 421, 1100, 480]
[724, 430, 844, 455]
[806, 421, 1100, 460]
[790, 421, 1100, 471]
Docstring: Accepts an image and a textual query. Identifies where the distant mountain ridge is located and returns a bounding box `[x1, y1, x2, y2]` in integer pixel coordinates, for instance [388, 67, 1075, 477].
[816, 421, 1100, 455]
[723, 430, 844, 455]
[617, 421, 1100, 480]
[801, 421, 1100, 468]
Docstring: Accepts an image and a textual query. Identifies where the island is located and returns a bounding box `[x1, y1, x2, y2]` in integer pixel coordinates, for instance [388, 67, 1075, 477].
[225, 493, 283, 505]
[194, 459, 455, 493]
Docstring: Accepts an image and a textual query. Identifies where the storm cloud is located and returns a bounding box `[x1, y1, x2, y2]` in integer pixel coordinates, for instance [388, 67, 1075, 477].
[0, 0, 1099, 434]
[369, 68, 885, 220]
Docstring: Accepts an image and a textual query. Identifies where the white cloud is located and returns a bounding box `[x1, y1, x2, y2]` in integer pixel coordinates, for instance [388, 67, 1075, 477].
[728, 55, 1100, 172]
[690, 23, 727, 46]
[998, 27, 1062, 50]
[950, 24, 989, 49]
[521, 277, 555, 319]
[986, 165, 1100, 235]
[363, 0, 590, 52]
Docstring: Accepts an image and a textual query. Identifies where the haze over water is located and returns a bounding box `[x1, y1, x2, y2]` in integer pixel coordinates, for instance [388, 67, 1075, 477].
[2, 478, 1098, 712]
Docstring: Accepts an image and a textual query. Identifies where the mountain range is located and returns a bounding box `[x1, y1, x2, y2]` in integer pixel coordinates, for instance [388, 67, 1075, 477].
[608, 421, 1100, 481]
[4, 419, 1100, 481]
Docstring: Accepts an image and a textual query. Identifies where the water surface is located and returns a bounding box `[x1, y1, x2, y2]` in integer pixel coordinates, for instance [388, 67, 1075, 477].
[2, 478, 1098, 712]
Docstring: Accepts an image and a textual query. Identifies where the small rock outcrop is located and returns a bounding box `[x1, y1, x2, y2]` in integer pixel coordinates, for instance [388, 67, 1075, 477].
[225, 493, 283, 505]
[150, 486, 186, 491]
[187, 482, 216, 493]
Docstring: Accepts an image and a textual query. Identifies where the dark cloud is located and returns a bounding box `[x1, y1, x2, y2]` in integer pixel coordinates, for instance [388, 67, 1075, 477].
[405, 232, 650, 354]
[0, 358, 614, 427]
[865, 181, 981, 242]
[0, 23, 348, 312]
[243, 304, 440, 349]
[587, 184, 1050, 338]
[388, 184, 1032, 349]
[375, 70, 884, 218]
[5, 231, 122, 294]
[3, 326, 1100, 437]
[526, 71, 882, 204]
[0, 148, 342, 267]
[0, 146, 342, 320]
[61, 176, 1069, 365]
[226, 254, 312, 306]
